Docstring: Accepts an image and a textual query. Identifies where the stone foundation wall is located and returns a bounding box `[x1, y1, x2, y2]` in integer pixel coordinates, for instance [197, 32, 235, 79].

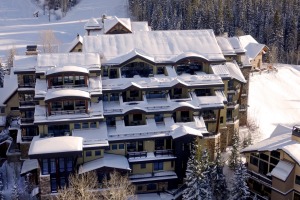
[227, 120, 240, 146]
[40, 174, 51, 196]
[239, 110, 247, 126]
[205, 134, 220, 160]
[219, 127, 228, 152]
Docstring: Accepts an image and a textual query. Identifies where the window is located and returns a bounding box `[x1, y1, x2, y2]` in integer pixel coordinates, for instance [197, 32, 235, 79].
[157, 67, 164, 74]
[271, 151, 280, 159]
[50, 177, 57, 192]
[11, 107, 19, 111]
[296, 175, 300, 185]
[140, 163, 146, 169]
[82, 122, 89, 129]
[250, 156, 258, 166]
[110, 93, 119, 101]
[220, 117, 224, 123]
[60, 177, 66, 189]
[155, 139, 164, 150]
[130, 90, 139, 97]
[63, 101, 74, 110]
[95, 150, 101, 156]
[86, 151, 92, 157]
[52, 77, 63, 86]
[52, 101, 62, 110]
[66, 158, 73, 172]
[127, 142, 136, 152]
[64, 76, 73, 84]
[111, 144, 118, 150]
[259, 153, 269, 161]
[0, 107, 5, 113]
[42, 159, 49, 175]
[147, 183, 157, 191]
[90, 122, 97, 128]
[137, 185, 143, 191]
[133, 114, 142, 121]
[119, 144, 124, 149]
[74, 123, 81, 129]
[59, 158, 65, 172]
[50, 158, 56, 173]
[154, 162, 163, 171]
[75, 76, 85, 85]
[171, 161, 174, 168]
[75, 100, 85, 109]
[154, 114, 164, 123]
[270, 157, 279, 165]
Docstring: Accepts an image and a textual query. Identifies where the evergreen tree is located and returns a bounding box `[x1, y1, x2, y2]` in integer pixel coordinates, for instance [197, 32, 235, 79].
[211, 142, 229, 200]
[11, 183, 20, 200]
[229, 163, 250, 200]
[228, 130, 240, 170]
[199, 149, 213, 200]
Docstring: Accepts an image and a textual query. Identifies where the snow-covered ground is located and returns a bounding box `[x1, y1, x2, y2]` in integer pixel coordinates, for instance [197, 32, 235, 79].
[248, 64, 300, 142]
[0, 0, 129, 55]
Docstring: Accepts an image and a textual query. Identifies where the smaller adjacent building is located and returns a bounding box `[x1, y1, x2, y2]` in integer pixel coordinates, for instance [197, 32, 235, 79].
[241, 125, 300, 200]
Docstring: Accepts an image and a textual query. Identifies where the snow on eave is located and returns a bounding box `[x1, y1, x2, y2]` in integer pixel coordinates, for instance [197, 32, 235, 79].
[171, 52, 209, 63]
[44, 89, 90, 102]
[270, 160, 294, 181]
[244, 43, 267, 61]
[46, 65, 88, 76]
[0, 69, 18, 105]
[13, 55, 37, 72]
[171, 124, 203, 139]
[78, 153, 130, 174]
[29, 136, 83, 156]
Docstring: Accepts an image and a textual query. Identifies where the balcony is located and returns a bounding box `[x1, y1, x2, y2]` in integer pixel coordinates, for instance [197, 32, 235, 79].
[202, 113, 217, 122]
[130, 171, 177, 183]
[19, 101, 37, 107]
[127, 151, 147, 159]
[50, 109, 86, 116]
[21, 135, 34, 141]
[51, 84, 86, 89]
[18, 83, 35, 88]
[227, 100, 239, 110]
[247, 169, 272, 186]
[154, 149, 174, 157]
[20, 118, 34, 124]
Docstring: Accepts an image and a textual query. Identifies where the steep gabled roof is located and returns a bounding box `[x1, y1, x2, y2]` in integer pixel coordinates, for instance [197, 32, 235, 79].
[104, 16, 132, 33]
[239, 35, 268, 61]
[59, 34, 83, 53]
[84, 18, 102, 30]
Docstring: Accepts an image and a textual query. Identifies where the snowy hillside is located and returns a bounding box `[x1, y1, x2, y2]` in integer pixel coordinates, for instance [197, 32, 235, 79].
[248, 64, 300, 142]
[0, 0, 129, 55]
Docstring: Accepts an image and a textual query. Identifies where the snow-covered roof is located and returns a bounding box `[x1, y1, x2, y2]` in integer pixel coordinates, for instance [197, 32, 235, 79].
[171, 124, 203, 139]
[216, 37, 236, 55]
[14, 55, 37, 72]
[241, 125, 300, 165]
[211, 62, 246, 83]
[108, 49, 155, 65]
[211, 64, 231, 79]
[226, 62, 247, 83]
[59, 35, 83, 53]
[0, 68, 18, 106]
[46, 65, 88, 76]
[84, 18, 102, 30]
[79, 153, 130, 174]
[44, 89, 90, 102]
[36, 53, 100, 73]
[104, 16, 131, 33]
[227, 37, 246, 54]
[29, 136, 83, 157]
[270, 160, 294, 181]
[239, 35, 267, 61]
[20, 159, 39, 175]
[83, 30, 225, 64]
[72, 122, 108, 148]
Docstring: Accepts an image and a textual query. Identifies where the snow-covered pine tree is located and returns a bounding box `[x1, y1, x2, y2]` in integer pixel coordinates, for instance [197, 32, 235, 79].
[0, 190, 4, 200]
[229, 163, 250, 200]
[228, 130, 241, 170]
[182, 141, 202, 200]
[198, 149, 213, 200]
[211, 142, 229, 200]
[11, 183, 20, 200]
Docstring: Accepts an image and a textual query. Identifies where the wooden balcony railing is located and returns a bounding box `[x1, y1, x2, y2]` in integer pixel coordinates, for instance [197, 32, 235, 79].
[127, 151, 147, 159]
[154, 149, 174, 157]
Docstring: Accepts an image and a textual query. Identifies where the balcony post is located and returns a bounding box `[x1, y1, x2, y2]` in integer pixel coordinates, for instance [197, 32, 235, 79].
[215, 109, 221, 133]
[238, 83, 243, 105]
